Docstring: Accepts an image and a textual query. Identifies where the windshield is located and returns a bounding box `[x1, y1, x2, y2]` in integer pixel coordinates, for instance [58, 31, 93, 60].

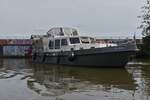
[81, 37, 90, 44]
[69, 37, 80, 44]
[90, 37, 96, 43]
[63, 28, 78, 36]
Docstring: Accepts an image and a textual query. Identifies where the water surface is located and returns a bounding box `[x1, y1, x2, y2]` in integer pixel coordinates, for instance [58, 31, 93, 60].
[0, 58, 150, 100]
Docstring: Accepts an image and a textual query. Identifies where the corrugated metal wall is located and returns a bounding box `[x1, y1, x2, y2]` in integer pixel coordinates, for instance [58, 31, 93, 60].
[3, 45, 31, 57]
[0, 46, 3, 57]
[0, 39, 32, 45]
[0, 39, 32, 57]
[0, 40, 9, 46]
[8, 39, 32, 45]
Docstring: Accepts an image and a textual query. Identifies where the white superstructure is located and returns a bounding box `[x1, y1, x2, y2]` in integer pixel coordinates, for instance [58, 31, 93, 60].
[32, 27, 117, 53]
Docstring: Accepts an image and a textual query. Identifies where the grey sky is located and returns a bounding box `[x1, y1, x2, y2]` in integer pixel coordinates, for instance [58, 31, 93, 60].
[0, 0, 142, 38]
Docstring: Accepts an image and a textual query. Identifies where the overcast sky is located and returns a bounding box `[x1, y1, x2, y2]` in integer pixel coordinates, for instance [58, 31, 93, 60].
[0, 0, 143, 38]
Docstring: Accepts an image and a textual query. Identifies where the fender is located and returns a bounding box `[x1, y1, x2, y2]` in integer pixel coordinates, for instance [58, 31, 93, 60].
[68, 52, 76, 62]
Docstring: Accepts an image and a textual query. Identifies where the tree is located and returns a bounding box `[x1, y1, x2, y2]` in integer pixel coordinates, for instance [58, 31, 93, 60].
[138, 0, 150, 36]
[137, 0, 150, 58]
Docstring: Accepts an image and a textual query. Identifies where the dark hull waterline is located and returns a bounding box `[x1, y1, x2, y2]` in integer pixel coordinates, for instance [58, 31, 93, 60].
[33, 52, 134, 68]
[32, 43, 138, 68]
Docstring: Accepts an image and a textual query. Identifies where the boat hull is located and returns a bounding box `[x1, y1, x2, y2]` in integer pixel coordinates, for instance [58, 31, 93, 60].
[32, 43, 138, 68]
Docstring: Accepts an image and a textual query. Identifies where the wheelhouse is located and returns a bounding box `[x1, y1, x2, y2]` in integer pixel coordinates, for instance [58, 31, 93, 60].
[46, 36, 97, 52]
[48, 37, 69, 51]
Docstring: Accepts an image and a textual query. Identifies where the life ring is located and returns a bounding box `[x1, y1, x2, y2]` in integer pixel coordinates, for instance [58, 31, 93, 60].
[68, 52, 76, 61]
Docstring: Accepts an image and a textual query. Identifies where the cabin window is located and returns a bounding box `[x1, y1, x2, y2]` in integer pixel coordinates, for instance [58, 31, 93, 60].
[72, 30, 78, 36]
[49, 40, 54, 49]
[90, 38, 96, 43]
[81, 37, 90, 44]
[55, 39, 60, 49]
[61, 39, 68, 46]
[70, 37, 80, 44]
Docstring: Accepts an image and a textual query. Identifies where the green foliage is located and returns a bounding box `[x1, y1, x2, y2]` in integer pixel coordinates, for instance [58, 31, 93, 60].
[138, 0, 150, 36]
[142, 35, 150, 57]
[137, 0, 150, 58]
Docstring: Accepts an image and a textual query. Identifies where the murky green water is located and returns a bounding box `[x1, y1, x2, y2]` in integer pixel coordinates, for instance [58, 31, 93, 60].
[0, 58, 150, 100]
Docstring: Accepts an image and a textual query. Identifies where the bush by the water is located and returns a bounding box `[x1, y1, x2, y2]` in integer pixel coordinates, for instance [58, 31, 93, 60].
[140, 35, 150, 57]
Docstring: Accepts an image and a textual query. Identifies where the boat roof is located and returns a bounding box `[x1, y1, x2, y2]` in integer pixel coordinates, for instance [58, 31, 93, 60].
[46, 27, 79, 37]
[45, 35, 95, 40]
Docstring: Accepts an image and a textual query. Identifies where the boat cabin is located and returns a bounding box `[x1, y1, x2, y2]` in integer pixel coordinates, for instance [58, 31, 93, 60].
[33, 36, 98, 53]
[32, 27, 117, 53]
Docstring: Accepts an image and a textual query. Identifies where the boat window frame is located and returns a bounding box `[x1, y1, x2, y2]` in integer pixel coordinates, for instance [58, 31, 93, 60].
[49, 40, 54, 49]
[80, 37, 90, 44]
[61, 38, 68, 46]
[55, 39, 61, 49]
[69, 37, 80, 44]
[90, 37, 96, 43]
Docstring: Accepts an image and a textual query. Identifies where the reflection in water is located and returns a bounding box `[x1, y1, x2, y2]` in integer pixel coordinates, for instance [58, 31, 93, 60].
[128, 59, 150, 98]
[0, 58, 149, 100]
[28, 64, 136, 97]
